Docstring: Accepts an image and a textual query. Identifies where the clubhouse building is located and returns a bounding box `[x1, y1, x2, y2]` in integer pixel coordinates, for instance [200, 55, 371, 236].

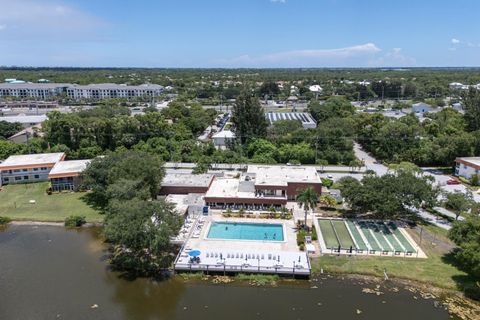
[204, 165, 322, 210]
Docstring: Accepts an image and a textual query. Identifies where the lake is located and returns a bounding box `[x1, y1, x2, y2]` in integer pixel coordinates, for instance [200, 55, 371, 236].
[0, 225, 451, 320]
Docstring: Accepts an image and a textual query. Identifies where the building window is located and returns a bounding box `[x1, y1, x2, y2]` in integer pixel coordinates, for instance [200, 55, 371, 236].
[22, 169, 28, 172]
[15, 177, 21, 181]
[33, 168, 39, 171]
[34, 175, 40, 179]
[23, 176, 29, 180]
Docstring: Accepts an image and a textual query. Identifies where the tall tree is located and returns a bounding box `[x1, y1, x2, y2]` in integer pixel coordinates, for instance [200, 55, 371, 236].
[296, 187, 319, 229]
[82, 150, 165, 210]
[105, 198, 182, 276]
[444, 191, 475, 220]
[339, 171, 438, 218]
[0, 121, 22, 139]
[232, 89, 268, 144]
[463, 89, 480, 131]
[448, 216, 480, 279]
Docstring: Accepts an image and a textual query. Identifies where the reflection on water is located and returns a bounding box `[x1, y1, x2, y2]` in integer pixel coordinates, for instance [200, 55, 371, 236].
[0, 225, 450, 320]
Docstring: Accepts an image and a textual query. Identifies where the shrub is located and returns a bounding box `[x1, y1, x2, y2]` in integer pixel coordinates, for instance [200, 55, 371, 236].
[297, 230, 307, 246]
[299, 244, 305, 251]
[0, 216, 11, 225]
[458, 176, 470, 185]
[64, 215, 86, 228]
[470, 175, 479, 186]
[311, 225, 318, 241]
[321, 178, 333, 188]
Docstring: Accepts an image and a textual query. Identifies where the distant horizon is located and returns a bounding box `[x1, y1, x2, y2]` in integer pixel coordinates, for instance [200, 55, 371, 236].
[2, 66, 480, 70]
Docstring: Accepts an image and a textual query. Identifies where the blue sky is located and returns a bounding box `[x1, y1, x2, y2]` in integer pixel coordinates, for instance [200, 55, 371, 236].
[0, 0, 479, 67]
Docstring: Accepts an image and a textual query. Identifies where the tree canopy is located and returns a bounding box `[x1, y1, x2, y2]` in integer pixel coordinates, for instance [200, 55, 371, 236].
[232, 89, 268, 144]
[339, 171, 438, 218]
[448, 216, 480, 279]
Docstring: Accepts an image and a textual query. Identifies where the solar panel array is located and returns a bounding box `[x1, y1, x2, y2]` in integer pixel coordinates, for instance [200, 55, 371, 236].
[265, 112, 317, 128]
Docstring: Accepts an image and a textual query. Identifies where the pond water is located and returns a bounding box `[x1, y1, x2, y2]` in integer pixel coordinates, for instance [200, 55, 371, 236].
[0, 225, 452, 320]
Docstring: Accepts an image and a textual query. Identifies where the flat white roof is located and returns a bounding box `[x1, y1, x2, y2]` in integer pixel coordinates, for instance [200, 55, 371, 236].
[212, 130, 235, 139]
[162, 173, 214, 188]
[205, 178, 255, 199]
[0, 115, 47, 124]
[49, 159, 91, 176]
[248, 165, 320, 186]
[456, 157, 480, 167]
[0, 152, 64, 168]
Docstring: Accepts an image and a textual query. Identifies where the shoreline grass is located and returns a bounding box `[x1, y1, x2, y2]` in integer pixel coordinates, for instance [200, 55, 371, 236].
[310, 224, 480, 300]
[0, 182, 103, 223]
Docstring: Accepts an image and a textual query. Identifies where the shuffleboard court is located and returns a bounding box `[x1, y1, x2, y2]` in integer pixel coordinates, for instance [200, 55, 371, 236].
[345, 220, 368, 251]
[376, 223, 404, 252]
[387, 222, 416, 253]
[358, 222, 382, 251]
[331, 220, 355, 249]
[318, 219, 339, 249]
[366, 221, 393, 251]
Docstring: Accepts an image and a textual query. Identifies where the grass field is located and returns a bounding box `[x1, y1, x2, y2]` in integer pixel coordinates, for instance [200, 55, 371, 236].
[311, 224, 479, 298]
[0, 182, 103, 222]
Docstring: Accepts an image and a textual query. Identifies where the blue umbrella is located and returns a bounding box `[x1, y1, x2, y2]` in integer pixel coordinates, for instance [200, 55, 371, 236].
[188, 250, 201, 257]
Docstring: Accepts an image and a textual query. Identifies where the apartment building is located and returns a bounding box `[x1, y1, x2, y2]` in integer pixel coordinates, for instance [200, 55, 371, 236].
[454, 157, 480, 179]
[65, 83, 164, 100]
[0, 83, 71, 99]
[0, 83, 164, 100]
[0, 153, 65, 185]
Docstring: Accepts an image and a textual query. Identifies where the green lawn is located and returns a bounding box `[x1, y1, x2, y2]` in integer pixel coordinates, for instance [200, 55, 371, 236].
[0, 182, 103, 222]
[311, 224, 478, 295]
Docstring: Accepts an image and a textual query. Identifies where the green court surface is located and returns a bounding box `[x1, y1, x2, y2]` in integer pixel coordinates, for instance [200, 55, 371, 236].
[345, 220, 368, 251]
[366, 222, 394, 251]
[387, 222, 416, 253]
[357, 222, 382, 251]
[375, 222, 404, 252]
[318, 219, 339, 249]
[318, 219, 418, 255]
[331, 220, 355, 249]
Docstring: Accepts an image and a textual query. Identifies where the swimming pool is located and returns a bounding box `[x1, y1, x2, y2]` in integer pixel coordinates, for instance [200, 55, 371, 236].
[207, 222, 284, 241]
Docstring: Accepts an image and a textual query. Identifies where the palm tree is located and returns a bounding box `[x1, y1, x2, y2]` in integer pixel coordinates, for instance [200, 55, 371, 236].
[296, 187, 319, 230]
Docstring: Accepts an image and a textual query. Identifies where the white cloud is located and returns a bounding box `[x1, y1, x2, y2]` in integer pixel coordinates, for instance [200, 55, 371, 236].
[217, 43, 381, 67]
[0, 0, 107, 41]
[369, 47, 416, 67]
[270, 0, 286, 3]
[451, 38, 461, 44]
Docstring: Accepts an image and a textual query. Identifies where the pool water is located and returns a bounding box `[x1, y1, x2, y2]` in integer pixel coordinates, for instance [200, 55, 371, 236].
[207, 222, 284, 241]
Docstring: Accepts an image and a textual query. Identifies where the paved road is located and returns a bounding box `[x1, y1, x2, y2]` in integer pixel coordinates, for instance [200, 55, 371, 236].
[433, 206, 465, 221]
[412, 207, 452, 230]
[353, 143, 388, 176]
[354, 143, 480, 202]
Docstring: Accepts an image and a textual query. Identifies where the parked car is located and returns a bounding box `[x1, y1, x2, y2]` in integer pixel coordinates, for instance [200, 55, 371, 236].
[327, 174, 333, 179]
[447, 179, 461, 185]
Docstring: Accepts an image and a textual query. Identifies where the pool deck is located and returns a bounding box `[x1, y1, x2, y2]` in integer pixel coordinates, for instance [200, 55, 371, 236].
[174, 214, 311, 276]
